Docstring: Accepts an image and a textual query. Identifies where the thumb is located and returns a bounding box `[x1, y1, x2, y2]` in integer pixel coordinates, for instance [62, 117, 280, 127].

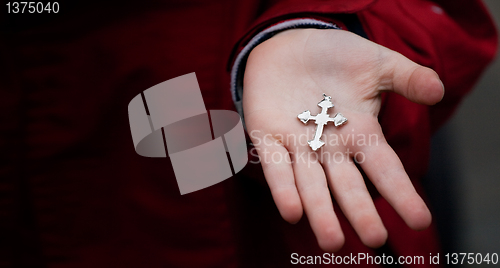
[382, 51, 444, 105]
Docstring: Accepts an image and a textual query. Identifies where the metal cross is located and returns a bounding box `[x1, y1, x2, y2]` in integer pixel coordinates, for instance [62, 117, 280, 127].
[297, 94, 347, 151]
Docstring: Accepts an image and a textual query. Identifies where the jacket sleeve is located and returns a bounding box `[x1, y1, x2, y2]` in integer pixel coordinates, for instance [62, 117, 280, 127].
[430, 0, 498, 130]
[357, 0, 497, 132]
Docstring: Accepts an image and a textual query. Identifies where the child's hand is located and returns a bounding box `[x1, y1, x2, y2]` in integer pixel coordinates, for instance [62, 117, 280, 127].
[243, 29, 444, 251]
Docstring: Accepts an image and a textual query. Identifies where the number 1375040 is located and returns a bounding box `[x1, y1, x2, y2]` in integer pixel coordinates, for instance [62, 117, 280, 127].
[6, 2, 59, 13]
[445, 253, 498, 265]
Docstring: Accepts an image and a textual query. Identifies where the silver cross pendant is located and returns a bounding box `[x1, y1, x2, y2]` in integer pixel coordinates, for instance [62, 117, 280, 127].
[297, 94, 347, 151]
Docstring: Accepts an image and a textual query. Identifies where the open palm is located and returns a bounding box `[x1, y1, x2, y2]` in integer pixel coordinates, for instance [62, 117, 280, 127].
[243, 29, 444, 251]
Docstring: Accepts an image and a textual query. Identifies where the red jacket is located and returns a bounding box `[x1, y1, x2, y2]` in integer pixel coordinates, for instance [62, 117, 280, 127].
[1, 0, 496, 267]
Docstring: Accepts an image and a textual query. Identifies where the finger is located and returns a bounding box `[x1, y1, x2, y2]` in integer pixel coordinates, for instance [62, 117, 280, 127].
[322, 156, 387, 248]
[359, 141, 432, 230]
[254, 134, 303, 224]
[381, 49, 444, 105]
[293, 153, 344, 252]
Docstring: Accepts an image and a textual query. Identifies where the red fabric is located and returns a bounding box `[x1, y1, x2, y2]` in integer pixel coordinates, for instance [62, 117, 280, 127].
[0, 0, 496, 267]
